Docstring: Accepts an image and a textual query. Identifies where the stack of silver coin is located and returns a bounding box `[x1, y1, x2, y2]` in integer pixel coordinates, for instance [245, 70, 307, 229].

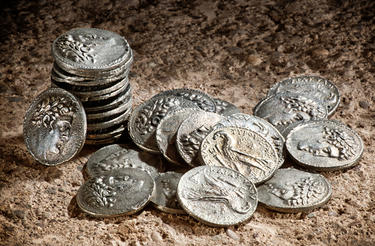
[50, 28, 133, 144]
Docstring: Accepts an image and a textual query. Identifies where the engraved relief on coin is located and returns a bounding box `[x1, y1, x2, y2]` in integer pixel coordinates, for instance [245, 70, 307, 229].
[177, 166, 258, 227]
[151, 172, 185, 214]
[267, 75, 340, 116]
[23, 88, 86, 166]
[76, 168, 155, 217]
[200, 127, 279, 184]
[213, 98, 241, 116]
[286, 120, 364, 170]
[258, 168, 332, 213]
[86, 144, 162, 179]
[253, 92, 327, 133]
[176, 111, 224, 166]
[214, 113, 285, 168]
[128, 96, 196, 153]
[156, 108, 198, 165]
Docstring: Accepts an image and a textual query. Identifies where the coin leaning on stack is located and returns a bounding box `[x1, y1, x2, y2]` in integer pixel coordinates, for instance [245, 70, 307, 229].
[51, 28, 134, 144]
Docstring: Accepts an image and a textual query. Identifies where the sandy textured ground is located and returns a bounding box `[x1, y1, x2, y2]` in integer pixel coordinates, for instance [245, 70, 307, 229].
[1, 0, 375, 245]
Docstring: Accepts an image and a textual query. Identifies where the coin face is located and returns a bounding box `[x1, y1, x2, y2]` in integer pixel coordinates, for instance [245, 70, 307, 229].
[200, 126, 279, 184]
[177, 166, 258, 227]
[128, 96, 197, 153]
[76, 168, 155, 217]
[257, 168, 332, 213]
[214, 113, 285, 169]
[176, 111, 224, 166]
[213, 98, 241, 116]
[151, 172, 185, 214]
[267, 75, 340, 116]
[23, 88, 87, 166]
[286, 120, 364, 170]
[86, 144, 162, 179]
[253, 92, 327, 133]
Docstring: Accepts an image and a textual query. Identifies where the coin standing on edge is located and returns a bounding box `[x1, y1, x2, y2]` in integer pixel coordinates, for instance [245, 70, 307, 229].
[24, 88, 87, 166]
[177, 166, 258, 227]
[257, 168, 332, 213]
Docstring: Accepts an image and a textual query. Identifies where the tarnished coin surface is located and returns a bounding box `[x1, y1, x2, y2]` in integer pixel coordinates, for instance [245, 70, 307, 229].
[76, 168, 155, 217]
[177, 166, 258, 227]
[153, 88, 216, 112]
[86, 144, 162, 178]
[286, 120, 364, 170]
[258, 168, 332, 213]
[156, 108, 198, 165]
[151, 172, 185, 214]
[268, 75, 340, 116]
[200, 127, 279, 184]
[213, 98, 241, 116]
[253, 92, 327, 133]
[214, 113, 285, 168]
[23, 88, 86, 166]
[176, 111, 224, 166]
[128, 96, 196, 153]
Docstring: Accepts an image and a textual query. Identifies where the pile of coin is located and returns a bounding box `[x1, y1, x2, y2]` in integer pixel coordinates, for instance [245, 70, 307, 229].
[51, 28, 133, 144]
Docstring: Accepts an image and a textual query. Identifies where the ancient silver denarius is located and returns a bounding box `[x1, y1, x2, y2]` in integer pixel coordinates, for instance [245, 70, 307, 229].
[257, 168, 332, 213]
[151, 172, 185, 214]
[200, 126, 279, 184]
[286, 120, 364, 170]
[267, 75, 340, 116]
[176, 111, 224, 166]
[177, 166, 258, 227]
[76, 168, 155, 217]
[23, 88, 86, 166]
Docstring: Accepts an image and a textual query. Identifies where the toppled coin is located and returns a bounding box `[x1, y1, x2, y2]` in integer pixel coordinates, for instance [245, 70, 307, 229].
[177, 166, 258, 227]
[23, 88, 86, 165]
[86, 144, 162, 178]
[257, 168, 332, 213]
[150, 172, 185, 214]
[176, 111, 224, 166]
[199, 126, 279, 184]
[76, 168, 155, 217]
[213, 98, 241, 116]
[267, 75, 340, 116]
[286, 120, 364, 170]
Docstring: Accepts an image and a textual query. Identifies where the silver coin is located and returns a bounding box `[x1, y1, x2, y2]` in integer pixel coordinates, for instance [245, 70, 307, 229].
[86, 126, 126, 141]
[23, 88, 86, 166]
[52, 28, 131, 74]
[285, 120, 364, 170]
[177, 166, 258, 227]
[76, 168, 155, 217]
[87, 107, 131, 131]
[75, 80, 129, 102]
[128, 96, 197, 153]
[253, 92, 327, 133]
[213, 98, 241, 116]
[153, 88, 216, 112]
[267, 75, 340, 116]
[86, 97, 132, 120]
[258, 168, 332, 213]
[176, 111, 224, 166]
[86, 144, 162, 179]
[213, 113, 285, 169]
[199, 126, 279, 185]
[156, 108, 198, 165]
[151, 172, 185, 214]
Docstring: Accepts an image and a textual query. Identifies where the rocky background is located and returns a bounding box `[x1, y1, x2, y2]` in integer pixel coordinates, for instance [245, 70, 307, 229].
[0, 0, 374, 245]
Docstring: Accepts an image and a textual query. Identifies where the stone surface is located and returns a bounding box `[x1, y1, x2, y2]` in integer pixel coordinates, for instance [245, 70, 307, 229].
[1, 0, 375, 245]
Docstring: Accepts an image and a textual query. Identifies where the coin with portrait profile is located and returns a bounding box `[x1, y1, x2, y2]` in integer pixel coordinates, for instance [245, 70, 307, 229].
[23, 87, 87, 166]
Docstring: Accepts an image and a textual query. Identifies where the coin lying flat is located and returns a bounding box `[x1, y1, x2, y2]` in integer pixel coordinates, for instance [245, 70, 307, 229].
[285, 120, 364, 170]
[213, 113, 285, 169]
[76, 168, 155, 217]
[257, 168, 332, 213]
[200, 126, 279, 185]
[86, 144, 162, 179]
[253, 92, 327, 133]
[23, 88, 86, 166]
[213, 98, 241, 116]
[267, 75, 340, 116]
[177, 166, 258, 227]
[176, 111, 224, 166]
[151, 172, 185, 214]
